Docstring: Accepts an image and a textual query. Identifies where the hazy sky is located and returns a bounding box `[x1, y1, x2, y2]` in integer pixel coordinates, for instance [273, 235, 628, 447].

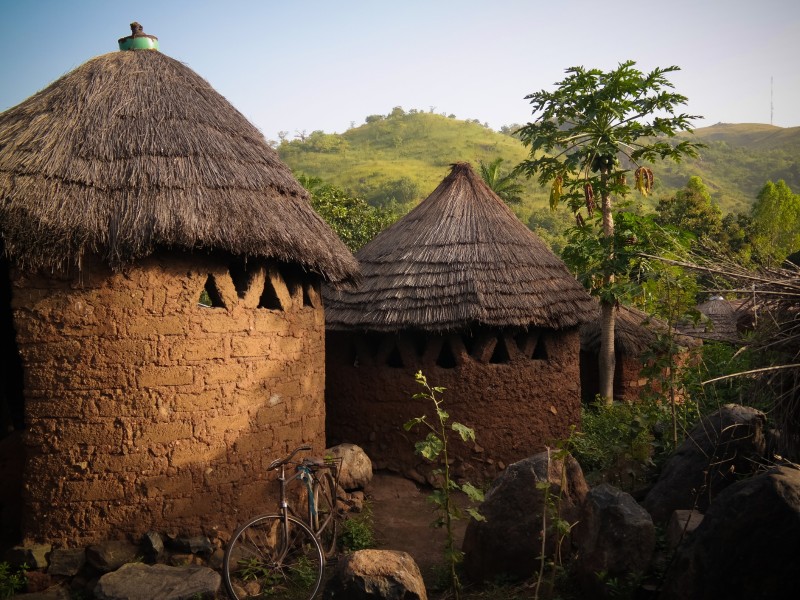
[1, 0, 798, 142]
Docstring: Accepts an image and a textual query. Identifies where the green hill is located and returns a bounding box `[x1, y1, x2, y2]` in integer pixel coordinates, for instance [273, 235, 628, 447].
[278, 111, 800, 220]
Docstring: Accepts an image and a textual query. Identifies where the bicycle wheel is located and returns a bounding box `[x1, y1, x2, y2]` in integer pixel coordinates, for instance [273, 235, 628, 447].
[311, 470, 339, 557]
[223, 514, 324, 600]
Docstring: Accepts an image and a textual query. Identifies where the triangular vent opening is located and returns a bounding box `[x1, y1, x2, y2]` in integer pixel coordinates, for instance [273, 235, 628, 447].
[436, 340, 457, 369]
[386, 344, 404, 368]
[200, 275, 226, 308]
[229, 260, 252, 299]
[302, 283, 315, 308]
[259, 279, 283, 310]
[489, 336, 510, 364]
[532, 336, 548, 360]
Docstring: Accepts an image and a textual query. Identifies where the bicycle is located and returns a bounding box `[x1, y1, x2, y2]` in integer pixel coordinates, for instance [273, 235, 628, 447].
[223, 444, 342, 600]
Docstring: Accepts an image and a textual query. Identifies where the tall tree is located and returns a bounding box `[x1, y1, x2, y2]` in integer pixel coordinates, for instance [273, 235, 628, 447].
[515, 61, 701, 402]
[655, 176, 723, 243]
[750, 180, 800, 266]
[298, 175, 395, 252]
[478, 157, 524, 205]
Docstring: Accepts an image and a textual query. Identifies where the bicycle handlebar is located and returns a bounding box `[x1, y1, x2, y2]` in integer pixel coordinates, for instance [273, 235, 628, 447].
[268, 444, 312, 471]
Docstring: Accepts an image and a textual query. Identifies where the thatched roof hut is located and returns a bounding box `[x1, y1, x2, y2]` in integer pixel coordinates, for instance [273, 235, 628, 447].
[581, 304, 701, 403]
[0, 40, 357, 281]
[325, 162, 594, 481]
[0, 26, 357, 547]
[325, 162, 593, 332]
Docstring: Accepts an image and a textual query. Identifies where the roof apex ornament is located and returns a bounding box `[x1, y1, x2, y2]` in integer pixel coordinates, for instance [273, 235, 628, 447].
[118, 22, 159, 51]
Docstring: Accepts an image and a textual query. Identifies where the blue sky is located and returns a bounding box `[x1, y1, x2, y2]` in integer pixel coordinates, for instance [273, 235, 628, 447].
[1, 0, 798, 142]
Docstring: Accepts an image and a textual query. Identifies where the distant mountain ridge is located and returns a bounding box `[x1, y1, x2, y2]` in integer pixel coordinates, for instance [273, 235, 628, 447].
[277, 111, 800, 218]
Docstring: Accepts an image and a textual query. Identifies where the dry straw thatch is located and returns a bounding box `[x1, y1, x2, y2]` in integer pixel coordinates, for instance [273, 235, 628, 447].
[0, 48, 358, 282]
[581, 303, 700, 356]
[324, 162, 595, 332]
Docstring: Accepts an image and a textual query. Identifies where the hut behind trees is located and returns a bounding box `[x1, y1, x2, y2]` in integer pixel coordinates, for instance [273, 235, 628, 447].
[0, 26, 358, 547]
[324, 162, 595, 482]
[580, 304, 701, 403]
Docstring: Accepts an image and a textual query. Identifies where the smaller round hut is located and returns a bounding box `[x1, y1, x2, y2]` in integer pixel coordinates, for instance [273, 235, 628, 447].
[580, 304, 701, 403]
[324, 162, 595, 481]
[0, 25, 358, 546]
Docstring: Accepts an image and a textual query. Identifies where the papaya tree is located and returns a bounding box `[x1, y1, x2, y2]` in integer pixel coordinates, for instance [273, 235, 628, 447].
[515, 61, 702, 403]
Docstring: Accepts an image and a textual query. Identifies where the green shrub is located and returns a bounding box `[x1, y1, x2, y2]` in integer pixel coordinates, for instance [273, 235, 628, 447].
[0, 562, 26, 598]
[339, 501, 375, 552]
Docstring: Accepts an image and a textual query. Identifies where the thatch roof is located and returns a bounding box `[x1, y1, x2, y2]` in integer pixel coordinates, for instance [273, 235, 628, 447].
[324, 162, 595, 332]
[675, 297, 741, 343]
[0, 47, 358, 282]
[581, 304, 701, 356]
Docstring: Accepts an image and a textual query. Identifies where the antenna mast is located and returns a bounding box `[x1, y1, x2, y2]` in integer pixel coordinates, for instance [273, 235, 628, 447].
[771, 76, 774, 125]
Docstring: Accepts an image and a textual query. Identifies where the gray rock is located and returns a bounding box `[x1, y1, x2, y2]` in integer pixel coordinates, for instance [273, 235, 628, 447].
[86, 541, 139, 573]
[47, 548, 86, 577]
[660, 466, 800, 600]
[94, 562, 220, 600]
[326, 443, 373, 491]
[141, 531, 164, 560]
[574, 483, 655, 597]
[462, 451, 588, 583]
[323, 549, 426, 600]
[643, 404, 767, 522]
[12, 584, 71, 599]
[665, 509, 704, 550]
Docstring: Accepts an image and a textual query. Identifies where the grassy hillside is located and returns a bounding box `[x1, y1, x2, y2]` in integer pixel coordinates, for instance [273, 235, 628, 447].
[278, 111, 800, 220]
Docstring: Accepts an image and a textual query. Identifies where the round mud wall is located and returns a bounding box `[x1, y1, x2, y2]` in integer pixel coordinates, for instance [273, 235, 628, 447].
[11, 253, 326, 546]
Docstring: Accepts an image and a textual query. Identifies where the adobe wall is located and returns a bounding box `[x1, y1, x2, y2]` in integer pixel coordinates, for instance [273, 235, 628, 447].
[10, 252, 325, 546]
[325, 327, 581, 484]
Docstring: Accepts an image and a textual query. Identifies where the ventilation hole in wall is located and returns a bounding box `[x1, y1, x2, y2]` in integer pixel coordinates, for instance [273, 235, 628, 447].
[302, 282, 315, 308]
[436, 340, 457, 369]
[229, 260, 252, 298]
[462, 333, 475, 356]
[199, 275, 226, 308]
[532, 335, 548, 360]
[409, 331, 427, 358]
[489, 335, 511, 364]
[386, 344, 404, 368]
[345, 338, 359, 367]
[259, 279, 284, 310]
[283, 269, 302, 301]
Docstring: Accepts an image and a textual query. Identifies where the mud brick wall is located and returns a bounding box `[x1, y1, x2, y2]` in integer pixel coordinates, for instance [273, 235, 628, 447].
[11, 252, 326, 546]
[326, 327, 582, 483]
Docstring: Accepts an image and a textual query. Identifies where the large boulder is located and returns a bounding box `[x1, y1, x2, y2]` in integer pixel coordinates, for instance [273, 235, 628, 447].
[93, 563, 220, 600]
[323, 549, 426, 600]
[643, 404, 767, 522]
[660, 466, 800, 600]
[573, 483, 655, 597]
[327, 443, 373, 491]
[462, 451, 588, 583]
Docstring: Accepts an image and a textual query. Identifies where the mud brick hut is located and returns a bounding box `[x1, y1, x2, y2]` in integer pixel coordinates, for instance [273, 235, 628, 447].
[580, 304, 701, 403]
[324, 162, 595, 482]
[0, 24, 358, 547]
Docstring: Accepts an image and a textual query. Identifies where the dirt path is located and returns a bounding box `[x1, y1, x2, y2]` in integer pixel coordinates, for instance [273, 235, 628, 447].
[365, 471, 469, 590]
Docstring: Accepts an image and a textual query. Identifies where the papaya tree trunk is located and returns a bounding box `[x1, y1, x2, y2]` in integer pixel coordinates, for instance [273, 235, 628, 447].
[598, 299, 616, 403]
[598, 170, 616, 404]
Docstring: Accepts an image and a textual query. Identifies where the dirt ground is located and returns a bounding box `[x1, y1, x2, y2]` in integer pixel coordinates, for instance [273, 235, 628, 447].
[365, 470, 470, 593]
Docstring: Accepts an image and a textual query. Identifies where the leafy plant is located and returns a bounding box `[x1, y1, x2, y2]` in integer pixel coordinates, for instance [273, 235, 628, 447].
[0, 561, 26, 598]
[533, 442, 578, 600]
[339, 501, 376, 552]
[404, 370, 485, 599]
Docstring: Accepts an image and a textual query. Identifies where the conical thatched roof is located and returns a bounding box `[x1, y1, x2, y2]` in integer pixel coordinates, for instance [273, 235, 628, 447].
[324, 162, 594, 332]
[0, 45, 358, 282]
[581, 304, 700, 355]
